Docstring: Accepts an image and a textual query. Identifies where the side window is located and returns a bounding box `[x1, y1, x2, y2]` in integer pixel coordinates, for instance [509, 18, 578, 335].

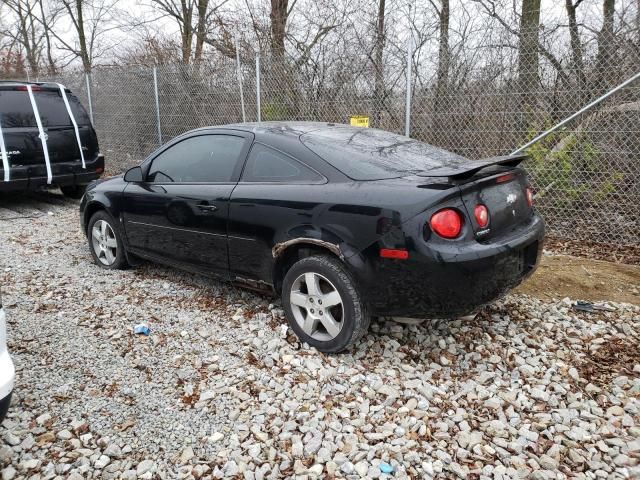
[0, 90, 37, 128]
[147, 135, 246, 183]
[242, 144, 323, 183]
[34, 90, 72, 127]
[68, 94, 92, 126]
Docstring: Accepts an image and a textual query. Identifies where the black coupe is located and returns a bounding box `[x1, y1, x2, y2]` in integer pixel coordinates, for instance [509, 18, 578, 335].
[80, 122, 544, 352]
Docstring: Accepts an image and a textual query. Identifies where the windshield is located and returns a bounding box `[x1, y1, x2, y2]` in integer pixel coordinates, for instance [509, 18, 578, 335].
[301, 127, 469, 180]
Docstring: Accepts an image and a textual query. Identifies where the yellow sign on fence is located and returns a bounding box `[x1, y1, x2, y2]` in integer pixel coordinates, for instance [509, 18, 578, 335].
[349, 115, 370, 128]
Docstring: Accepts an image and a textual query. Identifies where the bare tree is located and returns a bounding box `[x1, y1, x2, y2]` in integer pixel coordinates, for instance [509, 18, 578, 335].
[145, 0, 228, 64]
[1, 0, 61, 76]
[38, 0, 58, 74]
[270, 0, 289, 59]
[517, 0, 541, 97]
[431, 0, 450, 115]
[595, 0, 616, 94]
[565, 0, 587, 102]
[39, 0, 120, 72]
[3, 0, 43, 75]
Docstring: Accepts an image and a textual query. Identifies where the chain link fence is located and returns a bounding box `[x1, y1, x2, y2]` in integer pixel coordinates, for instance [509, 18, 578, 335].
[24, 39, 640, 247]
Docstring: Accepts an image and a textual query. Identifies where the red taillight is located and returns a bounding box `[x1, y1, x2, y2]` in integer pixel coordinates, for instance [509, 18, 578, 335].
[496, 173, 515, 184]
[525, 187, 534, 207]
[15, 85, 40, 91]
[430, 208, 463, 239]
[380, 248, 409, 260]
[96, 167, 104, 174]
[474, 204, 489, 228]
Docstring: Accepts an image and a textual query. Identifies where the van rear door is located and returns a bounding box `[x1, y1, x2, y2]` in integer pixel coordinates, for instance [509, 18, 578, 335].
[0, 86, 98, 181]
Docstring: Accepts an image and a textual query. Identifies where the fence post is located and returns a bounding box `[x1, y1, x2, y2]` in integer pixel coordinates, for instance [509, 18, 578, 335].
[256, 53, 261, 122]
[404, 37, 412, 137]
[85, 73, 94, 126]
[153, 67, 163, 145]
[236, 39, 246, 123]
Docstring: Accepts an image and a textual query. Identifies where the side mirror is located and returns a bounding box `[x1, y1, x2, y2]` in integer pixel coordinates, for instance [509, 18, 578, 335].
[124, 166, 143, 182]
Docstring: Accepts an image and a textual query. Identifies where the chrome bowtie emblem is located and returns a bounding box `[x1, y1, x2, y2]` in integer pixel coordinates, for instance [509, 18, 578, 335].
[506, 193, 517, 205]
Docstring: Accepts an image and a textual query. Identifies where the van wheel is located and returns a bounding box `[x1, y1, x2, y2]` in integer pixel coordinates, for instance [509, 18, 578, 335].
[60, 184, 86, 199]
[282, 255, 370, 353]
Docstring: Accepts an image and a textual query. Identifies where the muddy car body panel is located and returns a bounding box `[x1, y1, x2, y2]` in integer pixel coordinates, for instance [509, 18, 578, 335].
[80, 122, 544, 319]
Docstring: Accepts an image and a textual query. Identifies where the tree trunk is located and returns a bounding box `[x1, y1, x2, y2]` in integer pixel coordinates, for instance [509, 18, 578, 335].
[372, 0, 385, 128]
[637, 0, 640, 44]
[270, 0, 288, 59]
[38, 0, 56, 75]
[180, 0, 194, 64]
[594, 0, 616, 96]
[434, 0, 450, 115]
[517, 0, 541, 96]
[516, 0, 541, 133]
[565, 0, 587, 105]
[193, 0, 209, 62]
[75, 0, 91, 72]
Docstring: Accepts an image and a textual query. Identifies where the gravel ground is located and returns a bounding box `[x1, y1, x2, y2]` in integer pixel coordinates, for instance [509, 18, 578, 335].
[0, 192, 639, 480]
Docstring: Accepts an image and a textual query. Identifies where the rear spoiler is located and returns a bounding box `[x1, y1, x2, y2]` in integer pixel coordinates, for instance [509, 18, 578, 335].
[416, 154, 527, 180]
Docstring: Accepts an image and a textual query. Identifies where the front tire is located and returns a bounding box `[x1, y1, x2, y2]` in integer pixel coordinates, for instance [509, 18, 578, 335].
[282, 255, 370, 353]
[87, 211, 128, 269]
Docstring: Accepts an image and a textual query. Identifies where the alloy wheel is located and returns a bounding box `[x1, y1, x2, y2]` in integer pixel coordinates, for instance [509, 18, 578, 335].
[289, 272, 344, 341]
[91, 220, 118, 266]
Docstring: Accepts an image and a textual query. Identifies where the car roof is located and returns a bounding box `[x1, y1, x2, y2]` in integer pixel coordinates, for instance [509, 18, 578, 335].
[221, 121, 353, 137]
[181, 121, 360, 147]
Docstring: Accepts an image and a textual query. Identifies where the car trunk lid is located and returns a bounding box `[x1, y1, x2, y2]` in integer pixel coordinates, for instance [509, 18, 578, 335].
[455, 168, 532, 241]
[412, 153, 533, 241]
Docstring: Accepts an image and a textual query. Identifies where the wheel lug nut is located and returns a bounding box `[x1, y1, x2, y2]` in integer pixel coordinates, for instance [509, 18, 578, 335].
[319, 310, 323, 315]
[318, 300, 322, 305]
[309, 298, 314, 303]
[310, 309, 315, 314]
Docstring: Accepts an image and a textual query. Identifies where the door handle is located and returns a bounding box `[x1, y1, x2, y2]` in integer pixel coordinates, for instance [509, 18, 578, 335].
[197, 204, 218, 212]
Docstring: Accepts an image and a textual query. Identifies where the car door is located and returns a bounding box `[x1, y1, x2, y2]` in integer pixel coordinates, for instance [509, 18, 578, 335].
[228, 143, 327, 285]
[122, 131, 253, 279]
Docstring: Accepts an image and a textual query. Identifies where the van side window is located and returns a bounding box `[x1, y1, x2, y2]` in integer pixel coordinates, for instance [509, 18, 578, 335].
[0, 91, 37, 128]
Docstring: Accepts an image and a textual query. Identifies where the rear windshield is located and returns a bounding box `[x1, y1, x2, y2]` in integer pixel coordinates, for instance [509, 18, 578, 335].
[0, 89, 91, 128]
[301, 127, 469, 180]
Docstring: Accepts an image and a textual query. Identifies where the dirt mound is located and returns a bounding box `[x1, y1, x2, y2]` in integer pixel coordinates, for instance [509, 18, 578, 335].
[517, 254, 640, 305]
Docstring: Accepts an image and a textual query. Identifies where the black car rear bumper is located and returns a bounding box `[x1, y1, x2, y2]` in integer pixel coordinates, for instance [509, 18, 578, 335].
[355, 214, 545, 318]
[0, 154, 104, 193]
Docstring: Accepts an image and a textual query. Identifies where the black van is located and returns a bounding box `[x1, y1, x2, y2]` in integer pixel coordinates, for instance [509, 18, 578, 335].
[0, 81, 104, 198]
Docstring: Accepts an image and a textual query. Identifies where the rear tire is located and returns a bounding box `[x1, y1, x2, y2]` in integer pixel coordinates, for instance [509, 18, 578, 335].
[282, 255, 370, 353]
[87, 211, 128, 270]
[60, 184, 86, 199]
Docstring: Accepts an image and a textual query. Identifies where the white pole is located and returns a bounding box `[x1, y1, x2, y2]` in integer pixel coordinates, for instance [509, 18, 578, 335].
[511, 71, 640, 154]
[256, 53, 262, 123]
[85, 73, 94, 126]
[236, 39, 246, 123]
[404, 36, 413, 137]
[153, 67, 163, 145]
